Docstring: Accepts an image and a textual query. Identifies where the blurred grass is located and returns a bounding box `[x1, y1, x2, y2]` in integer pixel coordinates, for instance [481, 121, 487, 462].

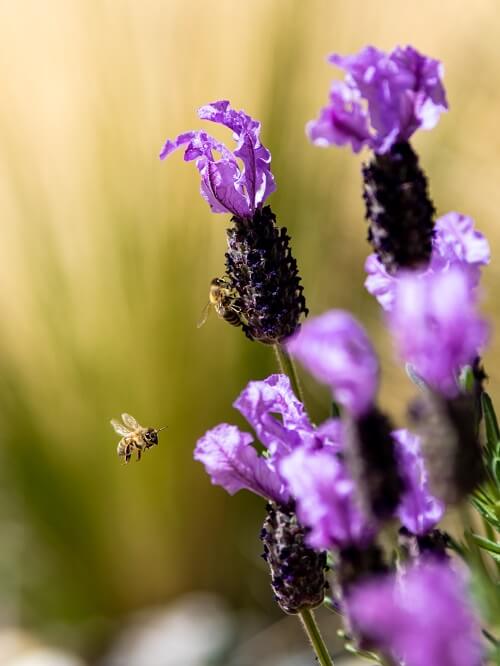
[0, 0, 499, 658]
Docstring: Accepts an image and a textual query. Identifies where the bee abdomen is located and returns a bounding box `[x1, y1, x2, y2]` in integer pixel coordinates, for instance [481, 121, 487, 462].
[222, 309, 242, 327]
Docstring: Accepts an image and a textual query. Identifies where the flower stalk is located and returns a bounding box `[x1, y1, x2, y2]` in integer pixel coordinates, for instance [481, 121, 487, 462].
[274, 343, 304, 404]
[299, 608, 335, 666]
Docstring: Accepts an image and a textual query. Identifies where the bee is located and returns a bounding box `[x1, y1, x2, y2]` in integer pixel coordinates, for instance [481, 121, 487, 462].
[197, 277, 244, 329]
[110, 413, 166, 463]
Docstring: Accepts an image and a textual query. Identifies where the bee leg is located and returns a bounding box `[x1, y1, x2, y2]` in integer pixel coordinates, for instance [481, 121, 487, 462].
[136, 449, 142, 462]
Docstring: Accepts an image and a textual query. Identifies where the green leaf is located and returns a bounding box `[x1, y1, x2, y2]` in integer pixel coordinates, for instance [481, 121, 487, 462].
[471, 532, 500, 555]
[482, 393, 500, 456]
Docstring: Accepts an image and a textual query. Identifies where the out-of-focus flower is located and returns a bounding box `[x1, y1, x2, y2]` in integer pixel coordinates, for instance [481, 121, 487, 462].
[347, 561, 483, 666]
[280, 447, 373, 550]
[389, 267, 489, 397]
[365, 212, 490, 310]
[307, 46, 448, 154]
[160, 100, 275, 218]
[288, 311, 404, 521]
[287, 311, 379, 418]
[393, 429, 444, 535]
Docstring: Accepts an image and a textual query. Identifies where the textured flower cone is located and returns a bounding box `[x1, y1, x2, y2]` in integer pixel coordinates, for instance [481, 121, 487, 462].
[409, 392, 486, 504]
[345, 408, 405, 521]
[225, 206, 308, 344]
[260, 502, 327, 614]
[362, 141, 435, 274]
[398, 527, 450, 562]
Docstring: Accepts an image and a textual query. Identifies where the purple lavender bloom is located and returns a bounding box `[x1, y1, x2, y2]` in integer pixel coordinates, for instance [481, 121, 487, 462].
[160, 100, 276, 218]
[287, 311, 379, 417]
[194, 424, 289, 504]
[365, 212, 490, 311]
[280, 447, 374, 550]
[194, 375, 341, 502]
[389, 267, 489, 397]
[347, 561, 483, 666]
[308, 46, 448, 154]
[393, 429, 444, 535]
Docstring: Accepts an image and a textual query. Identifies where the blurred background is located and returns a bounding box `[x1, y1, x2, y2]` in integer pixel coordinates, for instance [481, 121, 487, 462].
[0, 1, 499, 663]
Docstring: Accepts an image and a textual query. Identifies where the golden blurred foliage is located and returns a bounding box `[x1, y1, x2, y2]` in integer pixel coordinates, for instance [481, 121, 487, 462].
[0, 0, 498, 657]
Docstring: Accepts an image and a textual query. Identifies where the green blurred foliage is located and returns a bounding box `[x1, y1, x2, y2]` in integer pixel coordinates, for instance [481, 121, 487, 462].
[0, 0, 499, 658]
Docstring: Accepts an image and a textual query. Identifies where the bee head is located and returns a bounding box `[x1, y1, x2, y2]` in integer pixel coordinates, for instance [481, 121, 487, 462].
[144, 428, 159, 447]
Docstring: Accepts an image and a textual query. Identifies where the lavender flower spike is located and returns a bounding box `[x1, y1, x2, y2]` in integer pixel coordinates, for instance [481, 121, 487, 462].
[160, 100, 275, 218]
[308, 46, 448, 154]
[389, 267, 489, 397]
[347, 561, 483, 666]
[287, 310, 379, 417]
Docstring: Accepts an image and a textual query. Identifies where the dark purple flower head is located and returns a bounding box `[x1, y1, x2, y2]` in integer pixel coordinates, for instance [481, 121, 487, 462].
[194, 375, 341, 503]
[287, 311, 379, 417]
[347, 561, 482, 666]
[160, 100, 276, 218]
[393, 429, 444, 535]
[308, 46, 448, 154]
[280, 447, 374, 550]
[194, 423, 289, 504]
[365, 212, 490, 310]
[389, 267, 489, 397]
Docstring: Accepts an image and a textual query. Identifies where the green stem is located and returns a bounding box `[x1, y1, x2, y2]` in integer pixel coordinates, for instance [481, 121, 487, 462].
[274, 343, 304, 403]
[299, 608, 334, 666]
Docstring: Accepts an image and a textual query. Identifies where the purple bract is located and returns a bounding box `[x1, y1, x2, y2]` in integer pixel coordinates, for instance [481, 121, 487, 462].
[287, 311, 379, 417]
[389, 267, 489, 397]
[280, 446, 374, 550]
[347, 561, 482, 666]
[307, 45, 448, 154]
[160, 100, 275, 218]
[365, 212, 490, 311]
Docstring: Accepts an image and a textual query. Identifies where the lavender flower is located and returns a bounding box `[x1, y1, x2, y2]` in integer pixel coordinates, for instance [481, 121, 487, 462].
[194, 374, 333, 614]
[365, 212, 491, 311]
[160, 100, 275, 218]
[347, 561, 483, 666]
[389, 267, 489, 398]
[161, 101, 307, 343]
[393, 429, 444, 536]
[307, 46, 448, 155]
[288, 311, 404, 520]
[308, 46, 448, 274]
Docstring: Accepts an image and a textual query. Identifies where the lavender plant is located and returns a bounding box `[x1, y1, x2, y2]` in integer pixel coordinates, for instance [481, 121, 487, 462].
[161, 45, 499, 666]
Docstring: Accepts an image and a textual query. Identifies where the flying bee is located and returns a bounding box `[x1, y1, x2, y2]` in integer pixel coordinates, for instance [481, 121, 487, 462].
[197, 277, 244, 329]
[110, 413, 166, 464]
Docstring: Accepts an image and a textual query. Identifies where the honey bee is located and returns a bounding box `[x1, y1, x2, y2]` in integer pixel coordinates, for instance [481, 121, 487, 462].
[110, 413, 166, 463]
[197, 277, 244, 329]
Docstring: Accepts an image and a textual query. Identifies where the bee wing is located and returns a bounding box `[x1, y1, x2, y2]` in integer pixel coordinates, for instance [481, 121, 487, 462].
[111, 419, 131, 436]
[197, 302, 212, 328]
[122, 413, 140, 430]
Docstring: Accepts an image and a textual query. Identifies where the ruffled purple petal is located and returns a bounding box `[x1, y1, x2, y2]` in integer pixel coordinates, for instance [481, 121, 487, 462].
[160, 100, 275, 217]
[198, 100, 276, 211]
[310, 45, 448, 154]
[306, 83, 372, 153]
[194, 424, 289, 503]
[280, 447, 374, 550]
[287, 311, 379, 417]
[389, 268, 489, 397]
[393, 429, 444, 535]
[233, 374, 314, 460]
[347, 561, 482, 666]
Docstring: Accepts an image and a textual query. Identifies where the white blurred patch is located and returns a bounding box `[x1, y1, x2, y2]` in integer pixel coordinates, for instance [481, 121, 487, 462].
[103, 593, 232, 666]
